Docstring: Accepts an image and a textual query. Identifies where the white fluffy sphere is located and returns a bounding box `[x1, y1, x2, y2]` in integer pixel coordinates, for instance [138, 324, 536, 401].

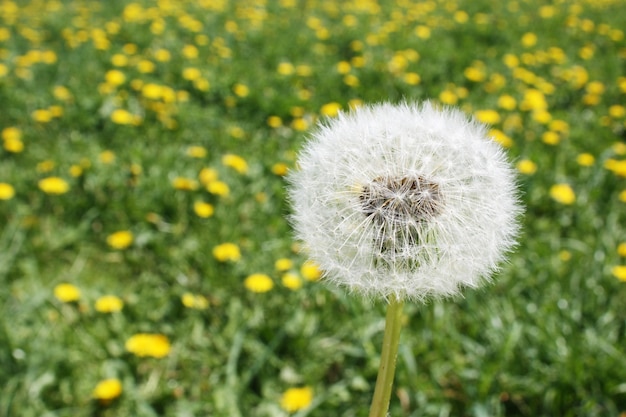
[288, 102, 521, 302]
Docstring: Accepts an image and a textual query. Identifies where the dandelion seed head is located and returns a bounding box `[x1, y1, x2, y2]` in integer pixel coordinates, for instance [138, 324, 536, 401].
[288, 101, 521, 302]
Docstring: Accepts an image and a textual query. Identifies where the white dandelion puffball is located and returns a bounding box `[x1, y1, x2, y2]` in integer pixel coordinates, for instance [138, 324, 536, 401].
[288, 101, 521, 302]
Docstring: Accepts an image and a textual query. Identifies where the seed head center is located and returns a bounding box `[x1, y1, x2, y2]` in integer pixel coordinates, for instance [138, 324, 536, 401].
[359, 175, 442, 224]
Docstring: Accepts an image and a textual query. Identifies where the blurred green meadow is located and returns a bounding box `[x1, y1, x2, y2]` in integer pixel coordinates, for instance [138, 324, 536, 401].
[1, 0, 626, 416]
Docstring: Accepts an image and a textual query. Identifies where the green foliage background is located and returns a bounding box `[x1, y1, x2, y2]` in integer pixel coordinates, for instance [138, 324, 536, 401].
[0, 0, 625, 416]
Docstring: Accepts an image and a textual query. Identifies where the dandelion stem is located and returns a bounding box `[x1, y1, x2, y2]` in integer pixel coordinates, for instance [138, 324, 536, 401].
[368, 297, 404, 417]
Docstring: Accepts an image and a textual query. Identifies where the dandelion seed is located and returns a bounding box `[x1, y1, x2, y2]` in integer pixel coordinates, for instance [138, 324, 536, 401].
[288, 102, 521, 301]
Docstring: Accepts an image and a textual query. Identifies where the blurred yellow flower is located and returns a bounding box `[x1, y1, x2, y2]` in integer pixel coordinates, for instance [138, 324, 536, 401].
[550, 184, 575, 205]
[612, 266, 626, 281]
[267, 116, 282, 128]
[104, 69, 126, 86]
[604, 159, 626, 177]
[617, 243, 626, 257]
[193, 201, 214, 218]
[277, 62, 295, 75]
[186, 146, 207, 158]
[95, 295, 124, 313]
[125, 333, 171, 358]
[213, 243, 241, 262]
[92, 378, 122, 401]
[541, 131, 560, 145]
[54, 283, 81, 302]
[301, 260, 322, 281]
[32, 109, 53, 123]
[320, 102, 342, 117]
[182, 44, 199, 59]
[182, 67, 201, 81]
[244, 273, 274, 293]
[3, 136, 24, 153]
[488, 129, 513, 148]
[521, 32, 538, 47]
[620, 190, 626, 203]
[2, 126, 21, 142]
[475, 109, 500, 124]
[38, 177, 69, 194]
[497, 94, 517, 110]
[233, 83, 250, 97]
[275, 258, 293, 272]
[99, 150, 116, 164]
[0, 183, 15, 200]
[106, 230, 134, 250]
[271, 162, 289, 176]
[199, 167, 219, 185]
[222, 154, 249, 174]
[282, 273, 303, 290]
[181, 292, 209, 309]
[172, 177, 199, 191]
[576, 153, 595, 167]
[110, 109, 138, 125]
[516, 159, 537, 175]
[280, 387, 313, 412]
[207, 180, 230, 196]
[609, 105, 625, 119]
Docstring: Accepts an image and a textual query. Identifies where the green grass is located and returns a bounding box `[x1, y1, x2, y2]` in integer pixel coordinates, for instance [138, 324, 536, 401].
[1, 0, 626, 416]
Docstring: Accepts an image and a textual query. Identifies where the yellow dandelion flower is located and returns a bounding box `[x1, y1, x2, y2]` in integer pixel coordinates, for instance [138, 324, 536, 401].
[282, 273, 303, 290]
[54, 283, 81, 302]
[617, 243, 626, 257]
[291, 118, 309, 131]
[244, 273, 274, 293]
[414, 25, 431, 39]
[301, 260, 322, 281]
[172, 177, 199, 191]
[106, 230, 133, 250]
[516, 159, 537, 175]
[186, 146, 207, 158]
[199, 167, 219, 185]
[92, 378, 122, 401]
[320, 102, 342, 117]
[438, 89, 457, 105]
[2, 127, 21, 142]
[541, 131, 560, 145]
[182, 67, 201, 81]
[213, 243, 241, 262]
[104, 69, 126, 86]
[272, 162, 289, 176]
[110, 109, 136, 125]
[182, 44, 199, 59]
[0, 183, 15, 200]
[604, 159, 626, 177]
[32, 109, 53, 123]
[136, 59, 155, 74]
[233, 83, 250, 97]
[497, 95, 517, 110]
[3, 136, 24, 153]
[532, 110, 552, 124]
[207, 180, 230, 196]
[141, 83, 163, 100]
[267, 116, 283, 128]
[620, 190, 626, 203]
[222, 154, 249, 174]
[464, 66, 485, 83]
[125, 333, 171, 358]
[38, 177, 69, 195]
[275, 258, 294, 272]
[612, 266, 626, 282]
[280, 387, 313, 412]
[36, 160, 55, 173]
[181, 292, 209, 309]
[95, 295, 124, 313]
[99, 150, 115, 164]
[521, 32, 538, 47]
[609, 105, 625, 119]
[277, 62, 295, 75]
[193, 201, 214, 218]
[576, 153, 595, 167]
[475, 109, 501, 124]
[488, 129, 513, 148]
[550, 184, 575, 205]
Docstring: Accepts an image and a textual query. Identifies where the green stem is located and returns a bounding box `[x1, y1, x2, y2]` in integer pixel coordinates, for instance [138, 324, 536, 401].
[368, 298, 404, 417]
